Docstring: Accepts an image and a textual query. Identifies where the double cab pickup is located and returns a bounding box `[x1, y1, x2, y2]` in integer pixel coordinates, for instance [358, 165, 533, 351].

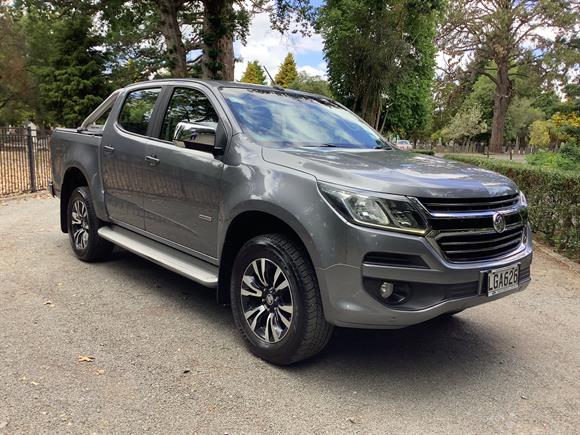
[50, 79, 533, 364]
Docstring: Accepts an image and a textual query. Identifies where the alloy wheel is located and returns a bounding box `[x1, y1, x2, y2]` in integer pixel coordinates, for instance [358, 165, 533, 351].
[240, 258, 293, 343]
[71, 199, 89, 250]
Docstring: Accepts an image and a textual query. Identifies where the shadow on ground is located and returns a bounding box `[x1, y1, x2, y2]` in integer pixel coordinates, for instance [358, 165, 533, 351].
[103, 247, 512, 392]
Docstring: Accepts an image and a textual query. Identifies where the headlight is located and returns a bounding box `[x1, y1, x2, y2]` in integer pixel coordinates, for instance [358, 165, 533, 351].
[318, 182, 428, 235]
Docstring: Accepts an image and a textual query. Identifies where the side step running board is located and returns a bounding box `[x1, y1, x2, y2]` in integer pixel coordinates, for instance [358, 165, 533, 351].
[98, 225, 218, 288]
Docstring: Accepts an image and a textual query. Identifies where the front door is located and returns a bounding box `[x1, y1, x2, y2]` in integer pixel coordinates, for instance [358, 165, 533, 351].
[102, 87, 162, 229]
[142, 86, 224, 260]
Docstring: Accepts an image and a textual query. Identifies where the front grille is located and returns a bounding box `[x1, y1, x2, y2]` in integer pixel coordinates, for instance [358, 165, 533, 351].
[436, 225, 524, 262]
[419, 193, 519, 213]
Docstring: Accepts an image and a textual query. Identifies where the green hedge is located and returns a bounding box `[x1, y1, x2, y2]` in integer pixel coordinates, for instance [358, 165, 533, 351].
[445, 154, 579, 260]
[412, 149, 435, 156]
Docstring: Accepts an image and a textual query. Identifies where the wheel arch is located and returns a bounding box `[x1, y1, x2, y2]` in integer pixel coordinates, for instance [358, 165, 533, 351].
[217, 208, 319, 305]
[60, 166, 89, 233]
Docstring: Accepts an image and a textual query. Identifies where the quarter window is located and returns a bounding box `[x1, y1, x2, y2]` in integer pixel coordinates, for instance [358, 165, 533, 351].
[118, 88, 161, 136]
[160, 88, 219, 142]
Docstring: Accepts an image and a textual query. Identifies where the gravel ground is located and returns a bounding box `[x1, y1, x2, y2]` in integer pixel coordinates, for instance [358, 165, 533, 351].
[1, 197, 579, 434]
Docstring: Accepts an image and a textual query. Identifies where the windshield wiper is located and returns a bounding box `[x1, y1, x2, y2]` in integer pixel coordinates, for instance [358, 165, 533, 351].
[302, 143, 338, 148]
[374, 140, 393, 150]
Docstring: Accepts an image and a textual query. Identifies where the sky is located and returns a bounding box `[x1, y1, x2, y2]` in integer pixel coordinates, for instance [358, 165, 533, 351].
[233, 9, 327, 81]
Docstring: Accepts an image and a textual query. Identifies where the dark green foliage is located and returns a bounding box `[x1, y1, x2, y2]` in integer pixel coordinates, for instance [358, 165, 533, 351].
[445, 154, 580, 259]
[32, 14, 110, 127]
[526, 141, 580, 172]
[318, 0, 442, 136]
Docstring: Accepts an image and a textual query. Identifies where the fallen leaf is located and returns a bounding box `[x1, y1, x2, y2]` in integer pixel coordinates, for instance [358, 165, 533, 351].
[183, 369, 191, 374]
[30, 381, 39, 386]
[43, 300, 53, 305]
[521, 395, 528, 400]
[78, 355, 95, 362]
[347, 417, 356, 424]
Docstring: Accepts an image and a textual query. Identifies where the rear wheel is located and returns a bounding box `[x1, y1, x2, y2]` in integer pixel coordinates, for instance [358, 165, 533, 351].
[67, 186, 113, 262]
[230, 234, 333, 365]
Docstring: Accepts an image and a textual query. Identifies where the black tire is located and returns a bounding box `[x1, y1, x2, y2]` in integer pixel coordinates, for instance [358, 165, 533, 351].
[230, 234, 333, 365]
[66, 186, 113, 262]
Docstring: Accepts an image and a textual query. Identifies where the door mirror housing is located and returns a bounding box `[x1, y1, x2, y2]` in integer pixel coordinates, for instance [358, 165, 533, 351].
[173, 121, 227, 155]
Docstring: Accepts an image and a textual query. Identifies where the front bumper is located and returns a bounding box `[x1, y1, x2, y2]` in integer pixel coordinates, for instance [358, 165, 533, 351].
[316, 223, 533, 329]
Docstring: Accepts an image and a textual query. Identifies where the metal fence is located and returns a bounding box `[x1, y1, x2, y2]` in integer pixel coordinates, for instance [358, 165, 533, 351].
[0, 127, 52, 196]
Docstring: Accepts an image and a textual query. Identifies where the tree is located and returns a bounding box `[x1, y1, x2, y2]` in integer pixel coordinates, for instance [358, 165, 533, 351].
[0, 5, 32, 123]
[274, 53, 299, 87]
[98, 0, 204, 79]
[529, 120, 551, 148]
[438, 0, 578, 152]
[380, 3, 440, 137]
[98, 1, 313, 80]
[240, 61, 267, 85]
[32, 13, 110, 127]
[288, 72, 332, 97]
[319, 0, 442, 130]
[440, 104, 488, 144]
[506, 97, 544, 147]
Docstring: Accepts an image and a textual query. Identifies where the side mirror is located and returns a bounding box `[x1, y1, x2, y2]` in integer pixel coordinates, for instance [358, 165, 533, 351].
[173, 121, 227, 156]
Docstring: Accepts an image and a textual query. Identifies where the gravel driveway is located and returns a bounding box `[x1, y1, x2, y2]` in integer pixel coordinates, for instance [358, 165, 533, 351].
[1, 196, 579, 434]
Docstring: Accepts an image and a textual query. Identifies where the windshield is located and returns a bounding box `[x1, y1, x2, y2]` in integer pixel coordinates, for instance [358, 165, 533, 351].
[220, 87, 391, 149]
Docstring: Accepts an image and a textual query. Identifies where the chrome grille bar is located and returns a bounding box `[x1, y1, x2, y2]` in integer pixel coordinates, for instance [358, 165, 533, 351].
[419, 193, 519, 213]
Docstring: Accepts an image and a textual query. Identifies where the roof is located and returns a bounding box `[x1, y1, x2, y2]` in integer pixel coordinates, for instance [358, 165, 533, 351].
[125, 78, 330, 100]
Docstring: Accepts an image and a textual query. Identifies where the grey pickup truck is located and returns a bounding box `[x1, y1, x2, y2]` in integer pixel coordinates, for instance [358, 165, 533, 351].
[50, 79, 533, 364]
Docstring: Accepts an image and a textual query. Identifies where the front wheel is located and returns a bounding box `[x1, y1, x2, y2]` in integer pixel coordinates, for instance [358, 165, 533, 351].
[230, 234, 333, 365]
[66, 186, 113, 262]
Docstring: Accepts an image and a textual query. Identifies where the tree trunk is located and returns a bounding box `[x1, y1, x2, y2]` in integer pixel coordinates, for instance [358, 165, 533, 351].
[201, 0, 235, 80]
[158, 0, 188, 77]
[489, 59, 512, 153]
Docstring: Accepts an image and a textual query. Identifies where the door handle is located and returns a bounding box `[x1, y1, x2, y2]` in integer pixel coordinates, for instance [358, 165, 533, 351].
[145, 154, 160, 166]
[103, 145, 115, 153]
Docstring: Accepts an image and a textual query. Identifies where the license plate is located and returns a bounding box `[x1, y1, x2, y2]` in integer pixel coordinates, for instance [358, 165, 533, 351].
[487, 264, 519, 296]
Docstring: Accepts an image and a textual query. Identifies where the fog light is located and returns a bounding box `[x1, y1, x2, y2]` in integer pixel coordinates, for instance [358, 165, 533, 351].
[379, 282, 394, 299]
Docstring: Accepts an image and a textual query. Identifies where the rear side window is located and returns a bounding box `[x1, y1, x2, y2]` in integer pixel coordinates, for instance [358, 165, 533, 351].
[118, 88, 161, 136]
[160, 88, 219, 141]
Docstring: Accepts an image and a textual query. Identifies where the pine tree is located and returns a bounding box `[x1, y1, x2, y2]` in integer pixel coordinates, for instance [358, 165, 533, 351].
[274, 53, 298, 88]
[33, 14, 110, 127]
[240, 60, 267, 85]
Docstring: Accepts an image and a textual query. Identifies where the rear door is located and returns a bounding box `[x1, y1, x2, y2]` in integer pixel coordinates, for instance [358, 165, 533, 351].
[101, 87, 162, 229]
[142, 85, 225, 260]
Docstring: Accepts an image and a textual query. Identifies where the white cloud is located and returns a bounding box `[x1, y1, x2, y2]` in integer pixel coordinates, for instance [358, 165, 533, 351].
[298, 65, 327, 78]
[234, 12, 325, 80]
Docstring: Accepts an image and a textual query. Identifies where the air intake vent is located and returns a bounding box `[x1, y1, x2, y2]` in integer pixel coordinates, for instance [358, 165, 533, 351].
[363, 252, 429, 269]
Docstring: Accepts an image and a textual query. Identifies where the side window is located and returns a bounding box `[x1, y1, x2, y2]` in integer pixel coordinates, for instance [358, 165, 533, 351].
[118, 88, 161, 136]
[160, 88, 219, 142]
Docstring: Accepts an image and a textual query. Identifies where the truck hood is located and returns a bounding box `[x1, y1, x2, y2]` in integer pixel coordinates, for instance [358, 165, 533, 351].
[262, 147, 519, 198]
